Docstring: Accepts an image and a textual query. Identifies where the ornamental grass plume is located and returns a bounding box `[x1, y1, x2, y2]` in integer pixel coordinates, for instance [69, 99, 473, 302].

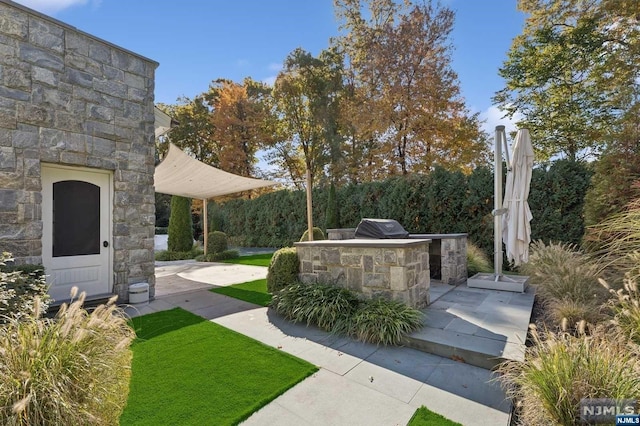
[601, 264, 640, 346]
[589, 196, 640, 281]
[498, 325, 640, 426]
[0, 289, 135, 425]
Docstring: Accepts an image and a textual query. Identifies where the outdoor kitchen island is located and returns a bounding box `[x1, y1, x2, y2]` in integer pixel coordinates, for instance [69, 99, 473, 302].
[294, 238, 431, 308]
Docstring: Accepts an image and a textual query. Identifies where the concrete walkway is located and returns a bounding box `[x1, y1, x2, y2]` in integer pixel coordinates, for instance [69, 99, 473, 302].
[124, 261, 512, 426]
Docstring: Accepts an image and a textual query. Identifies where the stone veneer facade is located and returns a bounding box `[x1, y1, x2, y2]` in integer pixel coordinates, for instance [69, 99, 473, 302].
[0, 1, 158, 301]
[327, 229, 468, 285]
[295, 239, 430, 308]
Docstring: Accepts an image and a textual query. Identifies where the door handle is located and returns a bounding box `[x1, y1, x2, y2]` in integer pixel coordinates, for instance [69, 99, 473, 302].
[103, 241, 109, 248]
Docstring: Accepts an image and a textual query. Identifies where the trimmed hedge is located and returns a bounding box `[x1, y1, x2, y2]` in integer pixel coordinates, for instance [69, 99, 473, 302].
[204, 161, 592, 259]
[266, 248, 300, 293]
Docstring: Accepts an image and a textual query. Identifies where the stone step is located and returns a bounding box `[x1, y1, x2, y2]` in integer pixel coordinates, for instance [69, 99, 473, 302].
[403, 325, 524, 370]
[47, 292, 117, 316]
[403, 283, 535, 370]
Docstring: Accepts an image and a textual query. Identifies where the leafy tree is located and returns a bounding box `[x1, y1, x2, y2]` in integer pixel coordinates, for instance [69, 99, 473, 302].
[494, 0, 640, 161]
[168, 196, 193, 252]
[156, 98, 218, 165]
[334, 0, 490, 179]
[271, 48, 345, 188]
[205, 78, 273, 177]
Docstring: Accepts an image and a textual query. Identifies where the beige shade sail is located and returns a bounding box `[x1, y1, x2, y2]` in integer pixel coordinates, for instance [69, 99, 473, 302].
[154, 143, 278, 199]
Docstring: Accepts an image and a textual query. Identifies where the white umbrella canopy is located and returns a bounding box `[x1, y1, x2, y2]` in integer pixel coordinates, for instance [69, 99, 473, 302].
[502, 129, 534, 267]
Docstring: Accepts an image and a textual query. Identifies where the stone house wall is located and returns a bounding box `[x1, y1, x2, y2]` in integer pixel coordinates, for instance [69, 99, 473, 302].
[0, 0, 158, 300]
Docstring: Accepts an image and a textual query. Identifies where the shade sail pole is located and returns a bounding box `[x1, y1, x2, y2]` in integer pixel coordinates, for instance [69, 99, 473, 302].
[203, 199, 208, 256]
[305, 168, 313, 241]
[494, 125, 505, 280]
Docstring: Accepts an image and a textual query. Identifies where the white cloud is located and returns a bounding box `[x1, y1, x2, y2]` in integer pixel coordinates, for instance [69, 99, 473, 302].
[14, 0, 97, 14]
[236, 59, 250, 68]
[262, 75, 277, 86]
[480, 105, 522, 137]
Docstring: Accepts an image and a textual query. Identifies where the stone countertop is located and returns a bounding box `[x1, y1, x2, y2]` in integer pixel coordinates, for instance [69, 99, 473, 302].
[294, 238, 432, 248]
[408, 233, 467, 239]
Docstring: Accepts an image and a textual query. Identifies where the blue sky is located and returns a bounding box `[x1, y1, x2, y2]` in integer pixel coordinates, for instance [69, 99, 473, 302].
[16, 0, 526, 134]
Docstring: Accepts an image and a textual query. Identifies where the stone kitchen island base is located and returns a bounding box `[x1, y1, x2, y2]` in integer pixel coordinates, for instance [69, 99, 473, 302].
[294, 238, 431, 308]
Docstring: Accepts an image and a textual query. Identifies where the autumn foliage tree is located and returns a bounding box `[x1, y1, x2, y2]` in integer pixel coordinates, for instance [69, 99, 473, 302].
[205, 78, 273, 177]
[334, 0, 489, 180]
[156, 98, 218, 165]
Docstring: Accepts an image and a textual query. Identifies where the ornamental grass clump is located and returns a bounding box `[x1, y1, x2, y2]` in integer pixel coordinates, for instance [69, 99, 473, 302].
[270, 283, 358, 331]
[520, 241, 606, 329]
[589, 197, 640, 281]
[347, 298, 423, 345]
[466, 241, 492, 277]
[498, 325, 640, 426]
[0, 289, 135, 425]
[601, 268, 640, 346]
[521, 240, 604, 304]
[271, 283, 423, 345]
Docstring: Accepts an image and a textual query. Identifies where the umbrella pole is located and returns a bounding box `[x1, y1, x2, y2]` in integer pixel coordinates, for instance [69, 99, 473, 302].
[203, 198, 208, 256]
[494, 125, 505, 280]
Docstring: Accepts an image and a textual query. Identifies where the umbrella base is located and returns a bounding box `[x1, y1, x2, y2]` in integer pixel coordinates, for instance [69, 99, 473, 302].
[467, 273, 529, 293]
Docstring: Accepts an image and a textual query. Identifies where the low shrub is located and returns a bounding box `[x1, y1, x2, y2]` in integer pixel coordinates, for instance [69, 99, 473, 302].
[0, 289, 135, 425]
[498, 326, 640, 426]
[271, 283, 423, 345]
[520, 240, 605, 305]
[207, 231, 228, 255]
[467, 241, 492, 277]
[347, 298, 423, 345]
[0, 252, 49, 322]
[154, 247, 203, 261]
[168, 195, 193, 252]
[299, 227, 325, 242]
[195, 250, 240, 262]
[266, 248, 300, 293]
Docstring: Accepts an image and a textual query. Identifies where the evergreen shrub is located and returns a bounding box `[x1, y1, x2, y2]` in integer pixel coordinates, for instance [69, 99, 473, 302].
[325, 182, 340, 229]
[266, 248, 300, 293]
[212, 161, 590, 257]
[168, 196, 193, 252]
[207, 231, 228, 254]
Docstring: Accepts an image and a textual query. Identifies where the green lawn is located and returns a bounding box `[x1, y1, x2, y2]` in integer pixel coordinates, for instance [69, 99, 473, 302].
[222, 253, 273, 267]
[407, 406, 462, 426]
[121, 308, 317, 425]
[210, 279, 272, 307]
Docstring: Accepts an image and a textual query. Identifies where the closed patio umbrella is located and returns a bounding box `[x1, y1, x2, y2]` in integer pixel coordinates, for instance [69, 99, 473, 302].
[502, 129, 534, 267]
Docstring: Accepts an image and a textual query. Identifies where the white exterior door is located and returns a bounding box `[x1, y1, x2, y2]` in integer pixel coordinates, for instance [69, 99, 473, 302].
[42, 165, 112, 302]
